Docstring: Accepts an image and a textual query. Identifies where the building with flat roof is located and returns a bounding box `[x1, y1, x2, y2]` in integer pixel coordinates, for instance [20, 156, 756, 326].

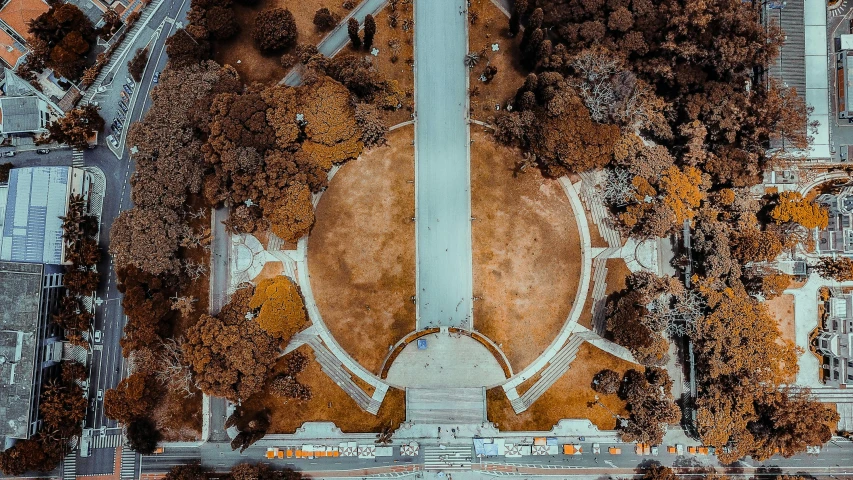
[817, 293, 853, 387]
[0, 261, 63, 446]
[0, 95, 48, 134]
[0, 166, 92, 265]
[817, 186, 853, 255]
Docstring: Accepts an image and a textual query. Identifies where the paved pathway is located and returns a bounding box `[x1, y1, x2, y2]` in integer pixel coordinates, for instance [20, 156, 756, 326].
[414, 0, 473, 330]
[385, 331, 505, 387]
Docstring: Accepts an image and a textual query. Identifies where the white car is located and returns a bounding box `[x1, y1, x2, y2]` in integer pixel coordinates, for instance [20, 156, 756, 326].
[96, 389, 103, 401]
[107, 134, 120, 148]
[651, 446, 659, 456]
[94, 330, 102, 343]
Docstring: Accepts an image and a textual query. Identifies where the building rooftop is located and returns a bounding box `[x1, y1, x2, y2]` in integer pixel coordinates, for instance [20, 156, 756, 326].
[0, 167, 70, 264]
[0, 0, 49, 41]
[0, 29, 23, 68]
[0, 261, 42, 440]
[0, 96, 42, 133]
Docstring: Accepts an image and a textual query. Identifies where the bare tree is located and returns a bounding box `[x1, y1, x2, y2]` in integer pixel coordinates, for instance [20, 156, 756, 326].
[375, 425, 394, 445]
[170, 296, 198, 317]
[571, 50, 620, 123]
[645, 290, 704, 337]
[182, 259, 208, 280]
[179, 224, 211, 249]
[603, 168, 636, 207]
[156, 337, 195, 398]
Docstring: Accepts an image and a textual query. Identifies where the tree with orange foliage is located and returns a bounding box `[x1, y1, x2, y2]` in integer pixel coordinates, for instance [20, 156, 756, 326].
[263, 184, 315, 244]
[770, 191, 828, 229]
[249, 276, 308, 341]
[813, 256, 853, 281]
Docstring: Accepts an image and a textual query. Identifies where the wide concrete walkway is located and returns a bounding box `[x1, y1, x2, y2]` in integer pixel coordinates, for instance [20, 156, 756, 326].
[385, 332, 505, 387]
[414, 0, 473, 330]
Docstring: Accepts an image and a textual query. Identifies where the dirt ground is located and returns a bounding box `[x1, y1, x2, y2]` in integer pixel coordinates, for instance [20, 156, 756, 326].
[488, 343, 635, 431]
[467, 0, 526, 122]
[244, 347, 406, 433]
[252, 262, 284, 284]
[212, 0, 351, 84]
[307, 126, 415, 374]
[766, 294, 796, 346]
[471, 129, 583, 372]
[370, 4, 415, 126]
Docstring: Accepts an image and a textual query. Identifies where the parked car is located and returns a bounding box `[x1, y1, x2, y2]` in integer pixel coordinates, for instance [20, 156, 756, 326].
[123, 84, 132, 95]
[153, 71, 160, 84]
[120, 90, 128, 100]
[126, 76, 135, 87]
[118, 102, 128, 113]
[94, 330, 102, 343]
[107, 134, 119, 148]
[96, 389, 103, 401]
[114, 118, 123, 127]
[36, 148, 50, 154]
[3, 151, 14, 157]
[117, 111, 126, 121]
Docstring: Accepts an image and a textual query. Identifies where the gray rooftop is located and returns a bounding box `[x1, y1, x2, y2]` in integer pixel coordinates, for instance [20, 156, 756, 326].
[0, 167, 70, 264]
[0, 96, 42, 133]
[0, 261, 42, 440]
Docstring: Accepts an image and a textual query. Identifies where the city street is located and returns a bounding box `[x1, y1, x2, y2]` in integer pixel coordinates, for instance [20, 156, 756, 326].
[0, 0, 192, 475]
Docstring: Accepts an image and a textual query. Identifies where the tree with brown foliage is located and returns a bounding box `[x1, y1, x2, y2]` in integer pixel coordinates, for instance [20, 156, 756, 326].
[110, 205, 183, 276]
[253, 8, 298, 52]
[229, 462, 303, 480]
[348, 17, 361, 49]
[363, 14, 376, 50]
[0, 435, 63, 475]
[128, 47, 149, 82]
[165, 28, 211, 66]
[355, 103, 388, 147]
[46, 105, 105, 149]
[39, 379, 86, 438]
[509, 0, 527, 36]
[0, 163, 12, 183]
[164, 463, 209, 480]
[126, 417, 162, 454]
[104, 372, 158, 424]
[61, 361, 88, 384]
[618, 368, 680, 445]
[641, 464, 676, 480]
[182, 287, 279, 401]
[313, 8, 337, 31]
[27, 3, 95, 78]
[497, 74, 619, 176]
[264, 184, 315, 244]
[813, 256, 853, 282]
[63, 266, 99, 295]
[592, 369, 621, 394]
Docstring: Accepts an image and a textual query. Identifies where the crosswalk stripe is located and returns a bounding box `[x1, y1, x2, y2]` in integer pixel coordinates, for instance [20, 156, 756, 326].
[120, 446, 138, 480]
[422, 445, 473, 470]
[72, 148, 85, 167]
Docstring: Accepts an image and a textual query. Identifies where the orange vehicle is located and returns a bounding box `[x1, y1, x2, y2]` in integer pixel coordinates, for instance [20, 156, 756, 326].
[609, 447, 622, 455]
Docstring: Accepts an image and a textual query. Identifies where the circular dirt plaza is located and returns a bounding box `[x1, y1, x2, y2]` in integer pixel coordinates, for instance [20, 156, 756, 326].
[307, 126, 584, 385]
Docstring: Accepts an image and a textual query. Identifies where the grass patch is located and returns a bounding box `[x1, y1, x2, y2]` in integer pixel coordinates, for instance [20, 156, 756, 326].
[488, 343, 635, 431]
[243, 346, 405, 433]
[471, 129, 582, 372]
[467, 0, 526, 122]
[307, 126, 416, 374]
